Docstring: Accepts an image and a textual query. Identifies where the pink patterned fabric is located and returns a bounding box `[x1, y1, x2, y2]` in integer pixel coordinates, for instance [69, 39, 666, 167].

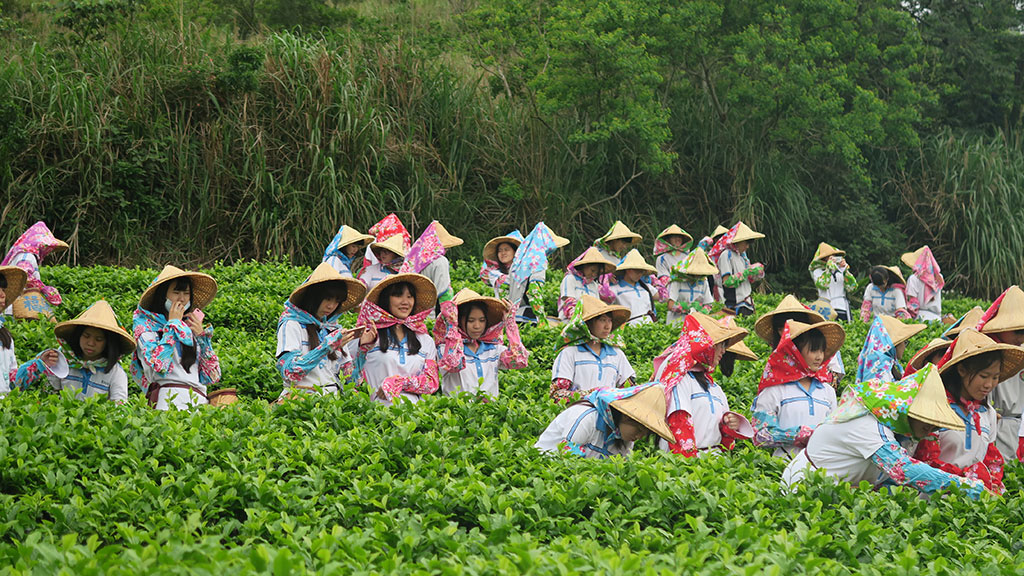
[368, 214, 411, 249]
[2, 221, 65, 305]
[759, 322, 833, 393]
[707, 222, 741, 263]
[356, 300, 431, 348]
[433, 301, 528, 372]
[911, 247, 944, 305]
[400, 222, 446, 274]
[653, 314, 718, 407]
[379, 360, 439, 400]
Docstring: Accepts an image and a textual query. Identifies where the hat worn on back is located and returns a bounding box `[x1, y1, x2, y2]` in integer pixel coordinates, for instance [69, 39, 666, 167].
[55, 300, 136, 354]
[139, 265, 218, 311]
[289, 262, 367, 314]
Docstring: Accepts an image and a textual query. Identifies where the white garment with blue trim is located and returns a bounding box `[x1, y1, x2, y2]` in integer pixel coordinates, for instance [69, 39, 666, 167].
[666, 278, 713, 324]
[534, 403, 632, 458]
[0, 343, 16, 396]
[362, 332, 436, 405]
[441, 341, 507, 397]
[275, 319, 351, 398]
[551, 344, 635, 393]
[933, 403, 997, 468]
[610, 280, 654, 326]
[751, 380, 837, 457]
[324, 255, 355, 279]
[46, 364, 129, 402]
[137, 330, 209, 410]
[905, 274, 942, 321]
[360, 263, 393, 292]
[716, 250, 753, 306]
[658, 371, 731, 451]
[812, 267, 851, 315]
[782, 414, 892, 488]
[656, 252, 687, 279]
[862, 285, 906, 317]
[558, 275, 602, 320]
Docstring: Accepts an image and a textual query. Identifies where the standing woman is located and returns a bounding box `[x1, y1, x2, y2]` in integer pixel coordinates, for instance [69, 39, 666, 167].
[0, 266, 27, 396]
[132, 266, 220, 410]
[610, 249, 659, 326]
[901, 246, 944, 321]
[708, 222, 766, 316]
[808, 242, 856, 322]
[665, 248, 718, 324]
[356, 273, 439, 405]
[322, 226, 375, 278]
[360, 235, 407, 292]
[860, 265, 910, 321]
[558, 247, 617, 320]
[913, 330, 1024, 495]
[973, 286, 1024, 460]
[653, 225, 692, 299]
[856, 315, 926, 383]
[480, 231, 524, 294]
[418, 221, 462, 308]
[276, 263, 366, 400]
[550, 295, 635, 403]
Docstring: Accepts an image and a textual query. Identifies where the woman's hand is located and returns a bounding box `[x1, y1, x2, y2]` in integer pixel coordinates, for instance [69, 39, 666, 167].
[722, 412, 742, 431]
[184, 313, 204, 336]
[167, 300, 187, 322]
[41, 349, 59, 368]
[358, 324, 378, 345]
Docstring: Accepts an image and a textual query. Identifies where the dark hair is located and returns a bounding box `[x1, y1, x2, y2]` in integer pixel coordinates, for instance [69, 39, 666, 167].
[68, 325, 123, 373]
[793, 329, 828, 353]
[869, 266, 890, 288]
[719, 353, 737, 377]
[941, 351, 1002, 406]
[694, 371, 713, 392]
[378, 282, 422, 355]
[298, 281, 349, 361]
[771, 313, 811, 348]
[0, 274, 10, 349]
[143, 278, 197, 372]
[496, 242, 516, 274]
[458, 302, 490, 334]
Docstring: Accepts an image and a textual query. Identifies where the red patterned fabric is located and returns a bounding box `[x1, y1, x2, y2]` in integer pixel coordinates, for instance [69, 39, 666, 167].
[652, 314, 718, 407]
[758, 322, 833, 393]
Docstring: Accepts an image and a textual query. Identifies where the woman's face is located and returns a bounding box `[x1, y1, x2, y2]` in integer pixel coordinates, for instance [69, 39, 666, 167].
[733, 240, 750, 253]
[497, 243, 516, 266]
[908, 417, 937, 440]
[959, 359, 1003, 402]
[994, 330, 1024, 346]
[580, 264, 601, 281]
[712, 342, 727, 367]
[665, 234, 685, 248]
[166, 282, 192, 310]
[588, 314, 614, 340]
[79, 327, 107, 361]
[388, 286, 415, 320]
[623, 269, 644, 284]
[317, 293, 342, 320]
[799, 342, 826, 372]
[378, 249, 398, 266]
[608, 238, 630, 254]
[342, 244, 362, 258]
[0, 287, 6, 308]
[617, 414, 650, 443]
[462, 307, 488, 340]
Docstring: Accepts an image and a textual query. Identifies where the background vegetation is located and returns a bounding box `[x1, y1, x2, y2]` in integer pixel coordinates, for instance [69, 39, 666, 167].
[2, 0, 1024, 298]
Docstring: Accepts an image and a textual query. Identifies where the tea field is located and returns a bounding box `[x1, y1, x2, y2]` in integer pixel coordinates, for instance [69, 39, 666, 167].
[1, 261, 1021, 574]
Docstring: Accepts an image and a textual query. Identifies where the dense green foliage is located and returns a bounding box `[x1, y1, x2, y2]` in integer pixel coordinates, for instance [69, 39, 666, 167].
[2, 0, 1024, 297]
[2, 261, 1018, 574]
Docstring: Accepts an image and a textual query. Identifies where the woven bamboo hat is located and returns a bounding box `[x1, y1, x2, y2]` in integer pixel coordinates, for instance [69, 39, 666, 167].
[335, 227, 374, 251]
[908, 366, 965, 431]
[901, 246, 927, 269]
[370, 235, 408, 260]
[483, 233, 523, 263]
[433, 222, 463, 249]
[289, 262, 367, 313]
[139, 265, 218, 311]
[710, 225, 729, 239]
[0, 266, 27, 305]
[731, 222, 765, 243]
[980, 286, 1024, 334]
[754, 295, 825, 344]
[578, 295, 630, 331]
[615, 249, 657, 275]
[365, 273, 437, 315]
[727, 340, 758, 361]
[945, 306, 985, 338]
[939, 329, 1024, 382]
[657, 225, 692, 245]
[452, 288, 507, 327]
[784, 320, 846, 360]
[599, 221, 642, 247]
[812, 242, 845, 263]
[574, 247, 618, 276]
[879, 315, 927, 347]
[550, 230, 571, 249]
[610, 384, 675, 443]
[54, 300, 135, 354]
[908, 338, 952, 372]
[885, 265, 907, 286]
[691, 311, 748, 349]
[677, 248, 719, 277]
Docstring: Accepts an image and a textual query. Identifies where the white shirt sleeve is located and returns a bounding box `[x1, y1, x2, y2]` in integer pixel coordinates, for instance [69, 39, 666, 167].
[614, 348, 636, 386]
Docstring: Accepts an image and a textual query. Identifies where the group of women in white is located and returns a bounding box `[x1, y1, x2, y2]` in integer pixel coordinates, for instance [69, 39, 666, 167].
[0, 217, 1020, 501]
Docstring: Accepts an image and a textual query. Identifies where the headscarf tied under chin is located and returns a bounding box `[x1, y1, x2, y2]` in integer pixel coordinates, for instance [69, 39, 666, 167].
[911, 247, 944, 305]
[758, 322, 833, 393]
[558, 298, 625, 351]
[652, 314, 718, 404]
[826, 364, 937, 436]
[856, 315, 900, 383]
[278, 300, 342, 347]
[2, 221, 65, 305]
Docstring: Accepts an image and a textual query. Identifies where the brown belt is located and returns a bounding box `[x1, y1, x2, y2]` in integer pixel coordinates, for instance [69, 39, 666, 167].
[147, 383, 208, 407]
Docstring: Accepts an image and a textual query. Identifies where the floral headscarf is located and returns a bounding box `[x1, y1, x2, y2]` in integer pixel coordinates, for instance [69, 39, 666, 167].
[558, 299, 625, 350]
[856, 315, 901, 383]
[322, 226, 362, 271]
[2, 221, 65, 305]
[586, 382, 660, 446]
[483, 230, 524, 270]
[356, 298, 430, 337]
[564, 249, 616, 302]
[974, 288, 1007, 336]
[510, 223, 560, 287]
[652, 314, 718, 404]
[910, 247, 944, 305]
[759, 322, 833, 393]
[653, 228, 691, 257]
[707, 222, 741, 263]
[364, 214, 411, 267]
[400, 222, 446, 275]
[826, 365, 937, 436]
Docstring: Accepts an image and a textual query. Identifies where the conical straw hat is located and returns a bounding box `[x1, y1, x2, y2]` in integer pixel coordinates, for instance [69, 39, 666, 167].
[600, 221, 642, 245]
[432, 222, 463, 249]
[726, 340, 758, 362]
[754, 295, 825, 344]
[610, 384, 675, 443]
[678, 248, 718, 277]
[711, 225, 729, 239]
[879, 315, 927, 347]
[731, 221, 765, 243]
[945, 306, 985, 338]
[482, 232, 523, 263]
[364, 273, 437, 315]
[691, 312, 748, 349]
[578, 294, 630, 331]
[908, 366, 965, 431]
[550, 230, 571, 249]
[812, 242, 845, 263]
[901, 247, 927, 269]
[370, 235, 408, 260]
[452, 288, 507, 327]
[615, 249, 657, 275]
[139, 265, 218, 310]
[0, 266, 27, 305]
[335, 227, 374, 250]
[657, 225, 692, 245]
[980, 286, 1024, 333]
[885, 265, 906, 286]
[289, 262, 367, 313]
[54, 300, 135, 354]
[784, 320, 846, 360]
[908, 338, 952, 372]
[938, 329, 1024, 382]
[574, 247, 618, 276]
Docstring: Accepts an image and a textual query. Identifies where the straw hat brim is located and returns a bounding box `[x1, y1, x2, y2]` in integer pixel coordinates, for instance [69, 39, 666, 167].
[575, 250, 618, 276]
[732, 223, 765, 243]
[370, 238, 408, 260]
[616, 262, 657, 275]
[753, 298, 825, 344]
[946, 308, 985, 338]
[787, 321, 846, 360]
[901, 248, 925, 269]
[139, 270, 218, 311]
[338, 232, 375, 250]
[365, 273, 437, 315]
[453, 290, 508, 328]
[908, 340, 952, 372]
[726, 340, 758, 361]
[657, 226, 693, 244]
[610, 385, 675, 443]
[582, 303, 631, 332]
[938, 340, 1024, 382]
[289, 276, 367, 314]
[907, 369, 965, 431]
[879, 316, 927, 347]
[483, 236, 522, 263]
[54, 314, 136, 354]
[813, 244, 845, 262]
[0, 266, 28, 304]
[886, 266, 907, 285]
[691, 312, 749, 349]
